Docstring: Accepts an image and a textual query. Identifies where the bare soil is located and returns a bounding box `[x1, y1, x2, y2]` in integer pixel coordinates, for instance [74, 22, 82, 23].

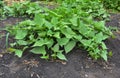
[0, 14, 120, 78]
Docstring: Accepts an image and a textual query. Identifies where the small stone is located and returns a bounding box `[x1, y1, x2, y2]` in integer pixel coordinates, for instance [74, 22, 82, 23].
[85, 65, 90, 68]
[0, 54, 3, 58]
[31, 72, 34, 77]
[88, 57, 92, 60]
[85, 74, 88, 77]
[36, 74, 40, 78]
[62, 61, 67, 65]
[0, 72, 4, 76]
[81, 66, 84, 69]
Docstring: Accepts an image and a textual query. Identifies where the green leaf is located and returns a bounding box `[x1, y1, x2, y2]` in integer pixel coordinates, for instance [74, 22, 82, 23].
[46, 9, 62, 17]
[85, 30, 95, 38]
[40, 55, 49, 59]
[57, 38, 69, 46]
[51, 44, 59, 52]
[61, 27, 75, 38]
[53, 32, 60, 38]
[45, 21, 53, 29]
[33, 39, 44, 46]
[57, 53, 67, 60]
[47, 30, 53, 36]
[94, 48, 100, 54]
[47, 39, 54, 48]
[108, 51, 113, 57]
[38, 31, 46, 37]
[94, 21, 105, 30]
[70, 17, 78, 26]
[20, 20, 35, 26]
[4, 6, 13, 14]
[118, 7, 120, 10]
[15, 29, 27, 39]
[17, 40, 28, 45]
[74, 35, 82, 41]
[33, 38, 50, 47]
[102, 35, 109, 40]
[101, 50, 107, 61]
[51, 17, 58, 25]
[30, 46, 46, 55]
[15, 50, 23, 58]
[81, 40, 92, 46]
[7, 48, 16, 52]
[65, 41, 76, 53]
[78, 24, 88, 36]
[39, 47, 46, 55]
[34, 14, 45, 26]
[101, 42, 107, 49]
[94, 32, 104, 43]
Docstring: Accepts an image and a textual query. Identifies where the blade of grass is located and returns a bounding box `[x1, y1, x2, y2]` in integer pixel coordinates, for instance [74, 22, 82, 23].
[6, 33, 9, 48]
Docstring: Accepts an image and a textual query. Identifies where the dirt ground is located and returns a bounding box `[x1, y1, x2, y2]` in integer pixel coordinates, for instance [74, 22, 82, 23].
[0, 14, 120, 78]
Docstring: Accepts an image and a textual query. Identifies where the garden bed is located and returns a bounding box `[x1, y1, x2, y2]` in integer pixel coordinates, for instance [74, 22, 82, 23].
[0, 14, 120, 78]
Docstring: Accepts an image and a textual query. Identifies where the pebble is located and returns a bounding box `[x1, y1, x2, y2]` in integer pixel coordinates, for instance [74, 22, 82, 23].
[85, 74, 88, 77]
[0, 54, 3, 58]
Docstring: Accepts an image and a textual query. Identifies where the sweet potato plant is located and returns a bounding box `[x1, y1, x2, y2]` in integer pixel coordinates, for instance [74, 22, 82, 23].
[1, 0, 114, 61]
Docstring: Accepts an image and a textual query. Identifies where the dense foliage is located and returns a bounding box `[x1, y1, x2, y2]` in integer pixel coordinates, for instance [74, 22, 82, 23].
[0, 0, 109, 20]
[0, 1, 43, 19]
[101, 0, 120, 11]
[1, 0, 114, 61]
[0, 1, 4, 18]
[57, 0, 109, 20]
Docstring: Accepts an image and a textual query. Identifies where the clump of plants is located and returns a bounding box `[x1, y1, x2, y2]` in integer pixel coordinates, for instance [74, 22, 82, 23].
[5, 0, 113, 61]
[0, 1, 4, 18]
[100, 0, 120, 11]
[1, 0, 109, 20]
[0, 1, 44, 20]
[61, 0, 109, 20]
